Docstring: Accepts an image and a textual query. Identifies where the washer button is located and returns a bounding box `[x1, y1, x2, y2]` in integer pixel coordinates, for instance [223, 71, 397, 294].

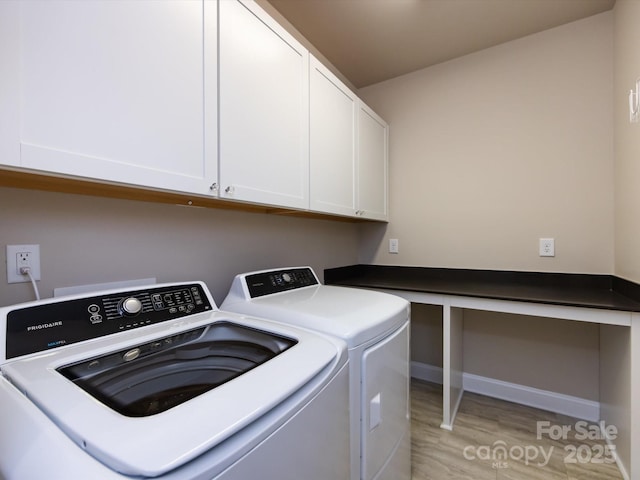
[121, 297, 143, 315]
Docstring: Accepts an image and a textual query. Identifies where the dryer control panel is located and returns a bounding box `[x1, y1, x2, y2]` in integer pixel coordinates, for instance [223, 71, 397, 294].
[4, 283, 213, 359]
[246, 268, 319, 298]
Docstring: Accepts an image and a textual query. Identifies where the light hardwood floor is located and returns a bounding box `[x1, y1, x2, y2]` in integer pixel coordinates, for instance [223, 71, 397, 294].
[410, 380, 624, 480]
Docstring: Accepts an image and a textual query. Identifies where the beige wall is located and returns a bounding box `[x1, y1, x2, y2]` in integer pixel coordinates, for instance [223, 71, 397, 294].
[0, 187, 360, 307]
[360, 13, 614, 404]
[463, 311, 600, 400]
[408, 305, 600, 400]
[602, 0, 640, 473]
[614, 0, 640, 284]
[410, 306, 600, 400]
[359, 12, 614, 274]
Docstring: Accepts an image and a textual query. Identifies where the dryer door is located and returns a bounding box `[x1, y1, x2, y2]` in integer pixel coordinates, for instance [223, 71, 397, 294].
[361, 321, 410, 480]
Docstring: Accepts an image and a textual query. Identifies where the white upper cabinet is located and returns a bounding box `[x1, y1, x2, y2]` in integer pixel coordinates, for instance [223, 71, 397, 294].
[358, 104, 389, 221]
[0, 1, 20, 167]
[218, 0, 309, 209]
[309, 55, 389, 221]
[17, 0, 217, 195]
[2, 0, 388, 221]
[309, 56, 358, 217]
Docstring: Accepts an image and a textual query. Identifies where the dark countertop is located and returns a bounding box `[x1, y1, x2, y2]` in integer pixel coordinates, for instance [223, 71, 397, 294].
[324, 265, 640, 313]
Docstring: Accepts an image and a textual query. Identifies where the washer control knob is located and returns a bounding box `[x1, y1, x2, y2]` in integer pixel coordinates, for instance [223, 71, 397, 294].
[282, 273, 292, 283]
[120, 297, 143, 316]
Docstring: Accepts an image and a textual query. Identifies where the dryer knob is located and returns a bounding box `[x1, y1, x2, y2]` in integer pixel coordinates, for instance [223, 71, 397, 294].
[282, 273, 292, 283]
[121, 297, 143, 316]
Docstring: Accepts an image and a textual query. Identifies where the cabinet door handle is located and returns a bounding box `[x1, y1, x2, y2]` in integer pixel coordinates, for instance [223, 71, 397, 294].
[225, 186, 235, 194]
[209, 183, 218, 192]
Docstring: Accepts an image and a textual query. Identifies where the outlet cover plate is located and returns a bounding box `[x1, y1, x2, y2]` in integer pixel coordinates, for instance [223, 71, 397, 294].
[7, 244, 41, 283]
[539, 238, 555, 257]
[389, 238, 399, 254]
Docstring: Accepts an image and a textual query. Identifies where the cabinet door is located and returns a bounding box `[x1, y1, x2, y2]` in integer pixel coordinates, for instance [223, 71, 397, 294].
[0, 1, 20, 167]
[358, 104, 389, 221]
[219, 0, 309, 209]
[19, 0, 216, 195]
[309, 56, 357, 216]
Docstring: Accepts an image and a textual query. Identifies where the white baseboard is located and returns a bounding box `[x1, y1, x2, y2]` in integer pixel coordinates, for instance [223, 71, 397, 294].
[411, 361, 443, 384]
[411, 361, 600, 422]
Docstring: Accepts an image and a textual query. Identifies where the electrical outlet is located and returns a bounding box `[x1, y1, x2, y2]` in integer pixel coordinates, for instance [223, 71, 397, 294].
[539, 238, 555, 257]
[7, 244, 41, 283]
[17, 252, 32, 271]
[389, 238, 399, 254]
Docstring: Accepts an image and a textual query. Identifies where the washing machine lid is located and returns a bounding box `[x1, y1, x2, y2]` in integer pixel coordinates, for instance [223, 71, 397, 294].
[1, 311, 342, 477]
[222, 268, 409, 348]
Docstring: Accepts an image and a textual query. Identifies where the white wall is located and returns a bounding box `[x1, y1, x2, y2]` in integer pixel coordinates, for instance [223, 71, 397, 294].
[0, 187, 360, 307]
[359, 12, 614, 274]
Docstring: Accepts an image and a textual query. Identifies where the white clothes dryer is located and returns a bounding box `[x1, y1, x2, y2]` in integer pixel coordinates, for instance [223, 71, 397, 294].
[0, 281, 350, 480]
[222, 267, 411, 480]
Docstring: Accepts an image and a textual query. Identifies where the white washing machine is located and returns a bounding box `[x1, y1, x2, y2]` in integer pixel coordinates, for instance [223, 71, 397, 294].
[0, 281, 350, 479]
[222, 267, 411, 480]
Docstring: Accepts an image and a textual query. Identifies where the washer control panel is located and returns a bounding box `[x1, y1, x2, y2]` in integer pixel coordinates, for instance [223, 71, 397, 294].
[4, 283, 212, 359]
[245, 268, 318, 298]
